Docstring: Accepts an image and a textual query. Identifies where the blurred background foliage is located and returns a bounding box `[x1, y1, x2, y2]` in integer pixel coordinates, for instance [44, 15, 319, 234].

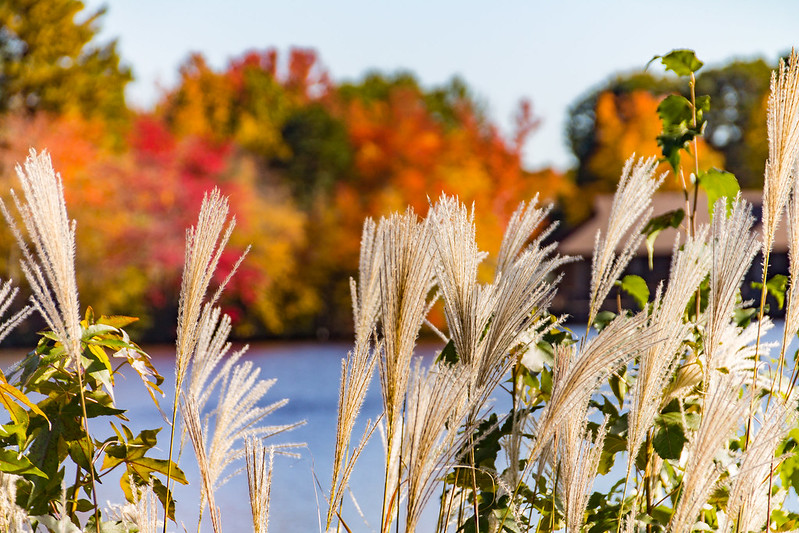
[0, 0, 784, 340]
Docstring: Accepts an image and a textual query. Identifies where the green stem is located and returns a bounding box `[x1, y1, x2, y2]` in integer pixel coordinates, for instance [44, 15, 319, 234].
[162, 393, 181, 532]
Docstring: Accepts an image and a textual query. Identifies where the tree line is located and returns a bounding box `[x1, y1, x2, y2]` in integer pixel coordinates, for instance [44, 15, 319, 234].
[0, 0, 784, 340]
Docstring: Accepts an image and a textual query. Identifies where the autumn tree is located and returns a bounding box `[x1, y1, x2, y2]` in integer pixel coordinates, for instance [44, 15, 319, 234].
[0, 0, 131, 129]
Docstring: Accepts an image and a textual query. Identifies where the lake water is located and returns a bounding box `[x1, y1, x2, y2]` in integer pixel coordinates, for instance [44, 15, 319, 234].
[0, 341, 444, 533]
[0, 322, 792, 533]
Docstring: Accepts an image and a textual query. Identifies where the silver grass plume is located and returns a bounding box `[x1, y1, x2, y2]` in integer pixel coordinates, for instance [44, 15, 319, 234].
[375, 206, 436, 516]
[722, 401, 795, 533]
[245, 438, 275, 533]
[402, 361, 473, 532]
[669, 371, 750, 533]
[430, 196, 488, 373]
[627, 230, 710, 466]
[175, 188, 245, 393]
[0, 279, 32, 346]
[188, 353, 304, 496]
[705, 196, 759, 376]
[432, 196, 569, 410]
[558, 414, 608, 533]
[530, 311, 657, 465]
[0, 149, 81, 364]
[762, 49, 799, 259]
[327, 219, 382, 529]
[494, 193, 551, 279]
[588, 156, 663, 324]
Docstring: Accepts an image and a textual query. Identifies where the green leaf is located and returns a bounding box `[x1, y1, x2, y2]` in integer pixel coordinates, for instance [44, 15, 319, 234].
[698, 168, 740, 218]
[658, 49, 703, 76]
[0, 449, 47, 477]
[617, 275, 649, 310]
[656, 95, 698, 171]
[752, 274, 789, 310]
[97, 315, 139, 329]
[435, 339, 459, 365]
[641, 209, 685, 269]
[652, 412, 688, 460]
[593, 311, 616, 332]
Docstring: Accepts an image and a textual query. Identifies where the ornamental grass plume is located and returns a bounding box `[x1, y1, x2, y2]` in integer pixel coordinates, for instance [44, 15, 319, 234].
[0, 473, 29, 533]
[0, 149, 81, 365]
[164, 188, 249, 526]
[182, 349, 304, 531]
[375, 207, 436, 526]
[761, 49, 799, 259]
[432, 195, 569, 411]
[588, 156, 663, 325]
[327, 219, 382, 530]
[626, 230, 710, 467]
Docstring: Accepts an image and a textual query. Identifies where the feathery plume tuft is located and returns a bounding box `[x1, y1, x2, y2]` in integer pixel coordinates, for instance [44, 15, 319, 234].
[0, 149, 81, 364]
[588, 156, 663, 324]
[762, 49, 799, 258]
[669, 372, 750, 533]
[175, 188, 244, 391]
[0, 279, 32, 346]
[531, 311, 657, 464]
[375, 206, 436, 512]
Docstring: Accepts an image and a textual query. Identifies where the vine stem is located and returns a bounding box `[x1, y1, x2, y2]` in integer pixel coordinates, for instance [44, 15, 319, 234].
[162, 391, 181, 532]
[75, 359, 100, 528]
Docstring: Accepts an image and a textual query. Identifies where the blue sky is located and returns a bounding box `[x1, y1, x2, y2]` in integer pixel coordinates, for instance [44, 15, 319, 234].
[88, 0, 799, 170]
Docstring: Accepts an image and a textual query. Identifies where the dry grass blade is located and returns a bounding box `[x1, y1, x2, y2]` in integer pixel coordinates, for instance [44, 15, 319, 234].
[403, 361, 473, 532]
[762, 48, 799, 257]
[246, 438, 275, 533]
[627, 230, 710, 464]
[588, 156, 662, 324]
[0, 149, 81, 364]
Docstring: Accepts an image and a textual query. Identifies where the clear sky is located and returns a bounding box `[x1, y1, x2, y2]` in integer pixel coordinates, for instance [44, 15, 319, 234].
[86, 0, 799, 171]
